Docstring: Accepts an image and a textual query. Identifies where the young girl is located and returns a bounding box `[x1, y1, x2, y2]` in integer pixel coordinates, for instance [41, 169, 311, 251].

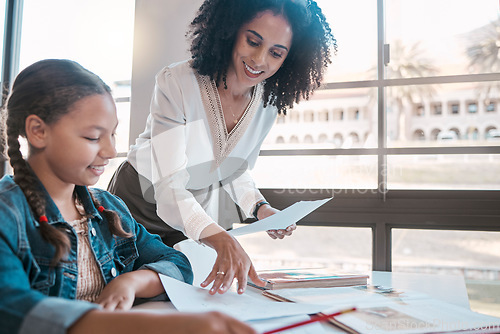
[0, 59, 256, 334]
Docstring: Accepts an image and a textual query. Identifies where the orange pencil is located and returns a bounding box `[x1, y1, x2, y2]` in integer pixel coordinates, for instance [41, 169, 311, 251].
[262, 307, 357, 334]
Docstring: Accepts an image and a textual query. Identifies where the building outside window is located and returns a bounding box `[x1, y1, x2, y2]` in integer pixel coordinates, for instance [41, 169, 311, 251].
[244, 0, 500, 318]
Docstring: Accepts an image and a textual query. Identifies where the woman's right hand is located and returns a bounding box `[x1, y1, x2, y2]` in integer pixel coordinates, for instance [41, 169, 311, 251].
[199, 224, 266, 294]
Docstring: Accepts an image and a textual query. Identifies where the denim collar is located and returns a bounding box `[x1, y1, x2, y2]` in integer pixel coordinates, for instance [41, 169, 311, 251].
[24, 176, 103, 227]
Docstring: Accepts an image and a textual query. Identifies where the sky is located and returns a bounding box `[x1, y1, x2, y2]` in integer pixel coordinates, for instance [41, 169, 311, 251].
[13, 0, 500, 85]
[18, 0, 135, 86]
[316, 0, 499, 81]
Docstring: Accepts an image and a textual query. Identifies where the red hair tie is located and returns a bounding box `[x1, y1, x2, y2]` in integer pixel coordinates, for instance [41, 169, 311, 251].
[97, 206, 105, 213]
[39, 215, 48, 223]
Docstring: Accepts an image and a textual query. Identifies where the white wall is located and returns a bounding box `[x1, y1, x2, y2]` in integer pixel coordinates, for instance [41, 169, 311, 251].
[129, 0, 204, 145]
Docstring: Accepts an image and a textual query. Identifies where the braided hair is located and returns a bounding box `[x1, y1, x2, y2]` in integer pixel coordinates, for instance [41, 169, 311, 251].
[188, 0, 336, 114]
[3, 59, 131, 264]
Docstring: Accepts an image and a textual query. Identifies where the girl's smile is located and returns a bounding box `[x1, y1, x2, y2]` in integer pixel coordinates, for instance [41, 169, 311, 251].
[28, 93, 118, 195]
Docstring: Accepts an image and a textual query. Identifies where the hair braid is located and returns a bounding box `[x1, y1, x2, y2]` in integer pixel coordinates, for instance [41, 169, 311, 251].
[3, 59, 114, 265]
[88, 190, 132, 238]
[6, 116, 70, 265]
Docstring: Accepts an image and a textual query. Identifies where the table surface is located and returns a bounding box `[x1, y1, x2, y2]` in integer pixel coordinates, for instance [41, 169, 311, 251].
[133, 270, 470, 313]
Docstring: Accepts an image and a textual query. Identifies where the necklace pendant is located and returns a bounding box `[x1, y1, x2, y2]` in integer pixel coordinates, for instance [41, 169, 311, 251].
[234, 119, 238, 124]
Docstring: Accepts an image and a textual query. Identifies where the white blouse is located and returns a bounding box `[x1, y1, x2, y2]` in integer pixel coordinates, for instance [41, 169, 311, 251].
[128, 60, 277, 241]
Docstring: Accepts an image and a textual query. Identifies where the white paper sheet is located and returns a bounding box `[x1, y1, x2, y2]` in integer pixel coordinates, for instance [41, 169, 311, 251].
[173, 239, 218, 287]
[159, 274, 328, 321]
[229, 198, 332, 236]
[331, 299, 500, 334]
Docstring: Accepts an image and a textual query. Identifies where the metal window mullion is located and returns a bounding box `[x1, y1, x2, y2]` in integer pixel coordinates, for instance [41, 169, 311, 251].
[372, 0, 390, 272]
[322, 72, 500, 91]
[1, 0, 23, 101]
[260, 146, 500, 156]
[375, 0, 386, 200]
[1, 0, 23, 177]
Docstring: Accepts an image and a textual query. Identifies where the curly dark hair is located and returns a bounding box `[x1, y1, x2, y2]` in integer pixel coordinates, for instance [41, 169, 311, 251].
[188, 0, 336, 114]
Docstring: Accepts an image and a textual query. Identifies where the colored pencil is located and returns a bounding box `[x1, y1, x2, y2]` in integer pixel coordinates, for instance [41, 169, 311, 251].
[262, 307, 357, 334]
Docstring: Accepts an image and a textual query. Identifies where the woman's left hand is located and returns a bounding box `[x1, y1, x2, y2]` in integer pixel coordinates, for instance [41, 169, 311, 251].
[257, 204, 297, 239]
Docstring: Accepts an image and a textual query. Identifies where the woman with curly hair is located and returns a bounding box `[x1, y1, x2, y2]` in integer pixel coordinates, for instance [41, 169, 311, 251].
[108, 0, 336, 295]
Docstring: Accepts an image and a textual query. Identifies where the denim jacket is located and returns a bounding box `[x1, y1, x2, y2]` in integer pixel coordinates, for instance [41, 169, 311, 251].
[0, 175, 193, 334]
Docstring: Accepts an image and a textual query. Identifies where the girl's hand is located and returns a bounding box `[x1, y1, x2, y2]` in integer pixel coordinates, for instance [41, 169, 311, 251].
[95, 274, 136, 310]
[69, 310, 257, 334]
[199, 225, 265, 294]
[95, 270, 164, 310]
[256, 203, 297, 239]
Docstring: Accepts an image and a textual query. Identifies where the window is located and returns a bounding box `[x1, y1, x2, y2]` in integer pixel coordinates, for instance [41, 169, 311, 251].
[237, 226, 373, 273]
[17, 0, 135, 189]
[276, 115, 285, 124]
[318, 109, 330, 122]
[0, 0, 6, 78]
[334, 109, 344, 121]
[252, 0, 500, 318]
[486, 100, 497, 112]
[393, 229, 500, 317]
[432, 102, 442, 115]
[289, 110, 300, 122]
[303, 110, 314, 122]
[465, 127, 479, 140]
[412, 129, 425, 141]
[333, 133, 344, 147]
[467, 101, 478, 113]
[413, 104, 425, 116]
[449, 102, 460, 114]
[318, 133, 329, 143]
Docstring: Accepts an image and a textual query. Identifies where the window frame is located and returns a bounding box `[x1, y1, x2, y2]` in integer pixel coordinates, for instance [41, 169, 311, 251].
[3, 0, 499, 273]
[259, 0, 500, 271]
[0, 0, 23, 176]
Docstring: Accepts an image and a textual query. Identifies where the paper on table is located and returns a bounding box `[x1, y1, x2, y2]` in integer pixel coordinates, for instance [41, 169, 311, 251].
[173, 239, 217, 287]
[229, 198, 332, 237]
[159, 274, 327, 321]
[330, 298, 500, 334]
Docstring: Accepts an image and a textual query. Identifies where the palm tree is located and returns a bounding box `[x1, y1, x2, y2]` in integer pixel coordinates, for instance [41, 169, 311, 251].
[385, 40, 438, 141]
[368, 40, 438, 142]
[464, 17, 500, 103]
